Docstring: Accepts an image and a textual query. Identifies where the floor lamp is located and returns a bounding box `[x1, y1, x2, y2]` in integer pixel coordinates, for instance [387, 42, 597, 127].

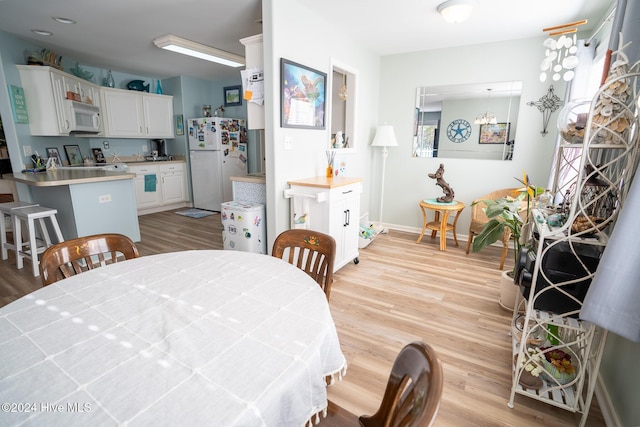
[371, 125, 398, 231]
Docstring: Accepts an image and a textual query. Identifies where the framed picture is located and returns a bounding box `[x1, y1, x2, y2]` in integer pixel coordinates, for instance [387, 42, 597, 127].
[479, 122, 511, 144]
[64, 144, 83, 165]
[280, 58, 326, 129]
[223, 85, 242, 107]
[91, 147, 106, 164]
[46, 147, 60, 160]
[175, 114, 184, 135]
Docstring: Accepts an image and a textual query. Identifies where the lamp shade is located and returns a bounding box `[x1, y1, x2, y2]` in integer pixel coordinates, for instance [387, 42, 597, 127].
[371, 125, 399, 147]
[437, 0, 476, 24]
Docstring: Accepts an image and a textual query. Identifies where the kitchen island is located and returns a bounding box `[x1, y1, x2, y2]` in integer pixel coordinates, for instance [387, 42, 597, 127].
[5, 168, 140, 241]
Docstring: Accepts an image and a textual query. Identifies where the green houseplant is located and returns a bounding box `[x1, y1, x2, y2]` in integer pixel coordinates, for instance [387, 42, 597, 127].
[471, 173, 543, 274]
[472, 173, 544, 310]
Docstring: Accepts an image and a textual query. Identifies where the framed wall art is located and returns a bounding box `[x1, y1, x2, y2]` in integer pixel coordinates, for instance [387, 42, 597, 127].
[175, 114, 184, 135]
[479, 122, 510, 144]
[46, 147, 60, 160]
[280, 58, 326, 129]
[223, 85, 242, 107]
[64, 144, 83, 165]
[91, 147, 106, 163]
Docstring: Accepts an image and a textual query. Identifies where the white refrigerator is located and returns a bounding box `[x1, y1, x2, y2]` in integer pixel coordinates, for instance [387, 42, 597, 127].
[188, 117, 248, 211]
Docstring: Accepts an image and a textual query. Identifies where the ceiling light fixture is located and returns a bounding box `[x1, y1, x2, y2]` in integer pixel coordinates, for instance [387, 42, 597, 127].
[52, 16, 76, 24]
[437, 0, 477, 24]
[153, 35, 245, 68]
[31, 29, 53, 36]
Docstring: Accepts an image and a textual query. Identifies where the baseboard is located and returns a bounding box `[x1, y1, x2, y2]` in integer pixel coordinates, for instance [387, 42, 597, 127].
[137, 202, 190, 216]
[595, 373, 622, 427]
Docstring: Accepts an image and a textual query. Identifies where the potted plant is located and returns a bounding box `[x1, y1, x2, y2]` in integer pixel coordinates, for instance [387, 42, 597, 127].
[472, 173, 543, 310]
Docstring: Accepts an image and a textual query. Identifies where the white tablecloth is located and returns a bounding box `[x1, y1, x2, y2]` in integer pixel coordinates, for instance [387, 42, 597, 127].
[0, 250, 346, 426]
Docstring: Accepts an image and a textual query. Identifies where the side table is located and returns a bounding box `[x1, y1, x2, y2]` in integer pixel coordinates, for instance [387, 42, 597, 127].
[417, 199, 465, 251]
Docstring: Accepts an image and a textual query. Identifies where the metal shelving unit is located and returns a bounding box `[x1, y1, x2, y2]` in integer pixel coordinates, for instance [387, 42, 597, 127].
[508, 69, 640, 427]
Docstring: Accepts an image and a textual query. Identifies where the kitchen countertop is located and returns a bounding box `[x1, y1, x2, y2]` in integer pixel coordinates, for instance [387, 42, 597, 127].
[287, 176, 363, 188]
[230, 173, 266, 184]
[4, 169, 135, 187]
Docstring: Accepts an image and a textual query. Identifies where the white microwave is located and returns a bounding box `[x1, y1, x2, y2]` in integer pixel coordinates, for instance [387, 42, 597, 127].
[65, 100, 102, 133]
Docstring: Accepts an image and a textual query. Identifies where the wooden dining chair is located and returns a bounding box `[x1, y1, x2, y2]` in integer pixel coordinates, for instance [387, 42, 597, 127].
[39, 233, 140, 286]
[319, 341, 444, 427]
[271, 229, 336, 300]
[466, 188, 520, 270]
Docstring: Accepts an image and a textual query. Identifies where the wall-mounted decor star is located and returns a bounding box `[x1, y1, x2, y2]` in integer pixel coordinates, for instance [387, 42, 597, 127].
[527, 85, 564, 136]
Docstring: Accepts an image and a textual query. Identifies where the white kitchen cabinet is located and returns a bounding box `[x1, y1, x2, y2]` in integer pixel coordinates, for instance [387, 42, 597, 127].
[143, 94, 174, 138]
[286, 177, 363, 271]
[17, 65, 102, 136]
[159, 163, 187, 205]
[129, 162, 188, 214]
[129, 164, 161, 210]
[101, 88, 174, 138]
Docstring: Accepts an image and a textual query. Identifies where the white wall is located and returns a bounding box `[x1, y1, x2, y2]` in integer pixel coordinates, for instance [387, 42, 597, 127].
[264, 0, 380, 248]
[378, 38, 569, 236]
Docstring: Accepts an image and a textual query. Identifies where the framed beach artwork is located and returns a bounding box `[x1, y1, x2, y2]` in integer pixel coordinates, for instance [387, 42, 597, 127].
[64, 145, 83, 165]
[280, 58, 326, 129]
[479, 122, 510, 144]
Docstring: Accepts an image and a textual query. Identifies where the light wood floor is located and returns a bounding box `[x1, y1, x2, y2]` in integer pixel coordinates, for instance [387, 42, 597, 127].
[0, 209, 605, 426]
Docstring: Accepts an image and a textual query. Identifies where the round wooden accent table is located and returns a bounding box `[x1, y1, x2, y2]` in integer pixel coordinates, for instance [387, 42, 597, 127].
[416, 199, 465, 251]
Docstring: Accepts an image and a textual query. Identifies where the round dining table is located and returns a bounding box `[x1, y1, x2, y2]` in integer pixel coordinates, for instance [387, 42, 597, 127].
[0, 250, 346, 426]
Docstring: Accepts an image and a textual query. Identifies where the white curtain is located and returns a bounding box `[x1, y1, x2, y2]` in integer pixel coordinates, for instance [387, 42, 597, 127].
[580, 162, 640, 342]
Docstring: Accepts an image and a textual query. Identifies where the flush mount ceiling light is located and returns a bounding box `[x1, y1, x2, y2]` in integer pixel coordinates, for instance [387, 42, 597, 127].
[52, 16, 76, 24]
[31, 29, 53, 36]
[437, 0, 477, 24]
[153, 35, 245, 68]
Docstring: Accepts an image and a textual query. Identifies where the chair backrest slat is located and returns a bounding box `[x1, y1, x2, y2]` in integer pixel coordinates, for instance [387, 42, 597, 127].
[39, 233, 140, 286]
[272, 229, 336, 301]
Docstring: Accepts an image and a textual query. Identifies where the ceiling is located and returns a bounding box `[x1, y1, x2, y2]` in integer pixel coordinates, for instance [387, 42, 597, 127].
[0, 0, 614, 82]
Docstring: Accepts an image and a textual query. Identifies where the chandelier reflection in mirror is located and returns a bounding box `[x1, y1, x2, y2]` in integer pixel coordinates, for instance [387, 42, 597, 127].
[475, 89, 497, 125]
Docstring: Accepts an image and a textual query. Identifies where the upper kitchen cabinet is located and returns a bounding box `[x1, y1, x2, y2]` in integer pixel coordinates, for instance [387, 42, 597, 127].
[240, 34, 264, 130]
[101, 88, 174, 138]
[17, 65, 102, 136]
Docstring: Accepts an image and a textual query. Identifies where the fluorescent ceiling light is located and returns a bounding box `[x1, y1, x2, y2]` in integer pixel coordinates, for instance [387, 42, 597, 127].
[437, 0, 477, 24]
[153, 35, 245, 68]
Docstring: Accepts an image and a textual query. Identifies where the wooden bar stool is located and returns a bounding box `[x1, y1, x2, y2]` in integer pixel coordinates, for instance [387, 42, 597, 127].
[0, 201, 40, 261]
[5, 205, 64, 277]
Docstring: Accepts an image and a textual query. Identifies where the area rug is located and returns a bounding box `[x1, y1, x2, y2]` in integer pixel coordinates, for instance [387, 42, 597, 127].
[175, 209, 217, 219]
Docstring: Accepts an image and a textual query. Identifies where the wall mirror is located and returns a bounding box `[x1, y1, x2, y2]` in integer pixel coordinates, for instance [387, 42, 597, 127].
[329, 60, 357, 152]
[414, 80, 523, 160]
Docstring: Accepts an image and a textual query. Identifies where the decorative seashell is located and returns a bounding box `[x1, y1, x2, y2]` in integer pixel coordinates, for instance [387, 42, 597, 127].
[600, 105, 613, 116]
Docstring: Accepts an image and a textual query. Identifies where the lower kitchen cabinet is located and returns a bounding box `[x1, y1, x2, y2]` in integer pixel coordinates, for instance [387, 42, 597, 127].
[159, 163, 187, 205]
[286, 176, 363, 272]
[129, 162, 187, 214]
